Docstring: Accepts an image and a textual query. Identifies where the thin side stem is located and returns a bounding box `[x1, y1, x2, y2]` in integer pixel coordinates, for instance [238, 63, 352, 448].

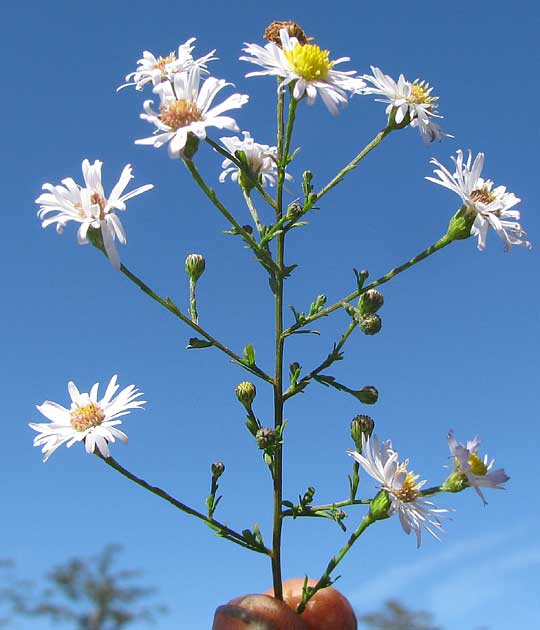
[316, 127, 392, 202]
[96, 453, 271, 555]
[284, 234, 453, 335]
[296, 514, 376, 613]
[282, 497, 371, 518]
[183, 159, 279, 275]
[188, 278, 198, 324]
[119, 263, 273, 385]
[242, 188, 264, 233]
[283, 321, 357, 400]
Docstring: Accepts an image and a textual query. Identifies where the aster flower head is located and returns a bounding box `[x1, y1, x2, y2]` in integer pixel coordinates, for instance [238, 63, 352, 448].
[219, 131, 287, 188]
[29, 376, 145, 462]
[362, 66, 450, 143]
[36, 160, 154, 269]
[136, 66, 249, 159]
[447, 430, 509, 505]
[240, 29, 365, 116]
[118, 37, 217, 91]
[427, 150, 531, 251]
[349, 435, 449, 547]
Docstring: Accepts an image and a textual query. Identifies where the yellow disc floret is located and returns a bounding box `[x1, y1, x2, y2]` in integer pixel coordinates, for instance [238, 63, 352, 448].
[284, 43, 333, 81]
[70, 403, 105, 432]
[396, 471, 421, 503]
[408, 81, 437, 109]
[160, 100, 203, 130]
[154, 52, 176, 73]
[471, 186, 497, 205]
[468, 452, 488, 476]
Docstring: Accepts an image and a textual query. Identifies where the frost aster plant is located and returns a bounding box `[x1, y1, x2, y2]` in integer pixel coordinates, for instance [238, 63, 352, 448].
[32, 20, 523, 627]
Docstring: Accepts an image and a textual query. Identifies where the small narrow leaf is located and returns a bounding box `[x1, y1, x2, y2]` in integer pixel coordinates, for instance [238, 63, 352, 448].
[186, 337, 213, 349]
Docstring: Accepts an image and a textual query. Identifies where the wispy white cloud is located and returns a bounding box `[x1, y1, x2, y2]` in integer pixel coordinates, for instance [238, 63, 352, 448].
[430, 543, 540, 621]
[350, 521, 537, 618]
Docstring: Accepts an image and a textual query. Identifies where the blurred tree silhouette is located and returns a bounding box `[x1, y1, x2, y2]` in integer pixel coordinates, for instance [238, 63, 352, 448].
[359, 599, 442, 630]
[9, 545, 166, 629]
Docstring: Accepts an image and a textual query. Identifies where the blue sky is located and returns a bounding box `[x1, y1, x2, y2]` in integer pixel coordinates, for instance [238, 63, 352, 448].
[2, 1, 539, 628]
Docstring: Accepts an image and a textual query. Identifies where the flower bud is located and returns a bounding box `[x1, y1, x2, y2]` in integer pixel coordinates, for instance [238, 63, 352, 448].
[446, 204, 476, 241]
[358, 289, 384, 315]
[355, 386, 379, 405]
[256, 427, 278, 450]
[359, 313, 382, 335]
[369, 490, 392, 521]
[263, 21, 310, 46]
[351, 415, 375, 451]
[211, 461, 225, 479]
[236, 381, 257, 409]
[185, 253, 206, 282]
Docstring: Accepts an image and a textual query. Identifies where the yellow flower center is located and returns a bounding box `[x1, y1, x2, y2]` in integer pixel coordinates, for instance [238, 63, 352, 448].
[160, 100, 203, 130]
[468, 452, 488, 476]
[471, 187, 496, 205]
[284, 43, 333, 81]
[154, 52, 176, 73]
[70, 403, 105, 432]
[396, 472, 420, 503]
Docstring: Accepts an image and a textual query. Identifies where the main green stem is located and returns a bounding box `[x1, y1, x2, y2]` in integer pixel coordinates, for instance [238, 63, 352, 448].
[270, 87, 287, 600]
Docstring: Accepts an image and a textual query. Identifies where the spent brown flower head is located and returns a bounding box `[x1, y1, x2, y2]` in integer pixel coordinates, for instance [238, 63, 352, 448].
[263, 21, 310, 46]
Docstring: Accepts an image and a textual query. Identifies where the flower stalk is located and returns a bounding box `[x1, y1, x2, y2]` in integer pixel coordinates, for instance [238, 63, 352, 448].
[284, 233, 453, 335]
[96, 452, 270, 555]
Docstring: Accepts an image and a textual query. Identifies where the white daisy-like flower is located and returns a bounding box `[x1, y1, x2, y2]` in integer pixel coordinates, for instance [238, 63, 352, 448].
[219, 131, 285, 187]
[240, 29, 365, 116]
[29, 376, 145, 462]
[136, 66, 249, 159]
[36, 160, 154, 269]
[362, 66, 450, 143]
[349, 435, 448, 547]
[447, 430, 509, 505]
[426, 149, 531, 251]
[118, 37, 217, 91]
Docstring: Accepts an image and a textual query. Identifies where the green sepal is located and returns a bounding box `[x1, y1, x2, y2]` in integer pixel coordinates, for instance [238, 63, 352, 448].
[440, 471, 469, 493]
[369, 490, 392, 520]
[446, 204, 476, 241]
[183, 133, 200, 159]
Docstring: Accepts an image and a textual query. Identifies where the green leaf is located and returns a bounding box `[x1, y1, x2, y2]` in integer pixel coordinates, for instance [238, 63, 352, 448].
[243, 343, 256, 366]
[186, 337, 213, 349]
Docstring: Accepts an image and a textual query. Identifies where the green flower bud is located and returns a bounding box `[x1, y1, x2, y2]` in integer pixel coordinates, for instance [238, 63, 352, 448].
[446, 204, 476, 241]
[351, 414, 375, 451]
[358, 289, 384, 315]
[355, 386, 379, 405]
[369, 490, 392, 521]
[286, 202, 303, 219]
[360, 313, 382, 335]
[440, 471, 468, 494]
[256, 427, 278, 450]
[235, 381, 256, 409]
[185, 253, 206, 282]
[211, 461, 225, 479]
